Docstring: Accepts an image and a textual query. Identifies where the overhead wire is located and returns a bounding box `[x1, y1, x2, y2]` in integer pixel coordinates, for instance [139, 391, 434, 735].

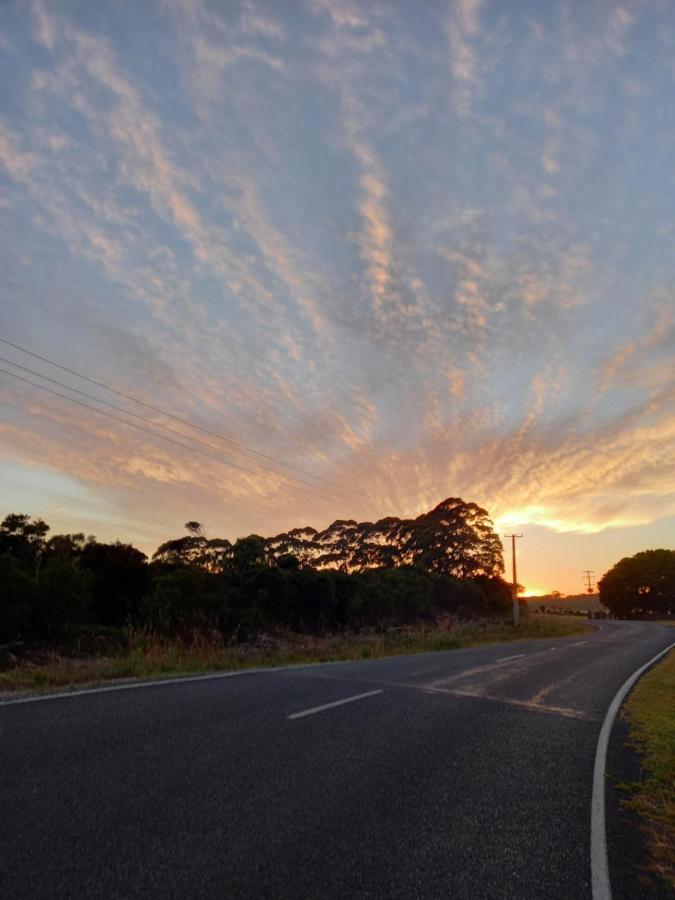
[0, 354, 371, 507]
[0, 338, 374, 503]
[0, 365, 374, 510]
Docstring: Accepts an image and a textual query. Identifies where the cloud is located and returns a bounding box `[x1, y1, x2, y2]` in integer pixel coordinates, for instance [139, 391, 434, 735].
[2, 0, 675, 552]
[0, 122, 36, 183]
[444, 0, 484, 114]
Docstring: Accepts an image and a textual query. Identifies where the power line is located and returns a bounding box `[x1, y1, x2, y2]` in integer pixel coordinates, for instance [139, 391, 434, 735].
[0, 366, 373, 509]
[0, 355, 371, 506]
[0, 338, 373, 503]
[0, 364, 367, 509]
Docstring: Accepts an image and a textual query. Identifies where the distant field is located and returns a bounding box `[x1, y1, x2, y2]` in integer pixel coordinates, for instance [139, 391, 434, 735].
[0, 616, 591, 695]
[528, 594, 603, 613]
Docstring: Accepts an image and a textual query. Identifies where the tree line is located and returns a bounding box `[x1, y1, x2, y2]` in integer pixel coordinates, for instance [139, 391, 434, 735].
[0, 498, 512, 645]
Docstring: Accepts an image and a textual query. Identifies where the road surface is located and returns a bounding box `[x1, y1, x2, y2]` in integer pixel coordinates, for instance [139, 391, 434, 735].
[1, 621, 673, 899]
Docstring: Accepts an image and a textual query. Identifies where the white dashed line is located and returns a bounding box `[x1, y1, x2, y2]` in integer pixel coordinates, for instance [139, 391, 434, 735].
[590, 640, 675, 900]
[287, 690, 383, 720]
[572, 641, 588, 647]
[495, 654, 526, 663]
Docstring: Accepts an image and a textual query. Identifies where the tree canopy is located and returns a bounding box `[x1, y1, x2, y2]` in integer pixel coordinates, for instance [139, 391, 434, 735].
[267, 497, 504, 577]
[598, 549, 675, 618]
[0, 497, 509, 643]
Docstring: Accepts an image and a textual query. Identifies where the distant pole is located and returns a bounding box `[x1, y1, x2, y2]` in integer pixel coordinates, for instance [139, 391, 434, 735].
[583, 570, 595, 595]
[504, 534, 523, 626]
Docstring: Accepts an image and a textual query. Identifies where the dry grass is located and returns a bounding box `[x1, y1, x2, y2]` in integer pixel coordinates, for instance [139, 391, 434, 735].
[622, 648, 675, 890]
[0, 615, 591, 696]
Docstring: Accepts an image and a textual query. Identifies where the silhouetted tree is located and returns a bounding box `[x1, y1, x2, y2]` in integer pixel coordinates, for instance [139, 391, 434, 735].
[35, 554, 90, 634]
[80, 542, 149, 626]
[152, 521, 231, 573]
[599, 550, 675, 618]
[0, 496, 511, 644]
[0, 513, 50, 576]
[0, 553, 36, 641]
[225, 535, 269, 575]
[403, 499, 504, 578]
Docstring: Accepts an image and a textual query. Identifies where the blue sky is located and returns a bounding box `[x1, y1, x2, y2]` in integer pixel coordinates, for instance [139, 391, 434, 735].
[1, 0, 674, 593]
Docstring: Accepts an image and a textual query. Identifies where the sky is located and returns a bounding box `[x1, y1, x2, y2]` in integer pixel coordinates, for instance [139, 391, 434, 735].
[1, 0, 674, 596]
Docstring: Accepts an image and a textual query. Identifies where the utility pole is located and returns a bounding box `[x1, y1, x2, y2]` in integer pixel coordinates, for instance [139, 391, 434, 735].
[583, 570, 595, 595]
[504, 533, 523, 626]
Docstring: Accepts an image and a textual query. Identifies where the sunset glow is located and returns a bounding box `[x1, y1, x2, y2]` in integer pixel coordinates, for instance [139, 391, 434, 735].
[1, 1, 675, 594]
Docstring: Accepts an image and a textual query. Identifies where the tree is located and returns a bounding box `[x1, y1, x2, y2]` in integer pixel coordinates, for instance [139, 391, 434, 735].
[266, 527, 320, 568]
[35, 554, 90, 634]
[264, 498, 504, 578]
[0, 553, 37, 641]
[404, 499, 504, 578]
[80, 541, 149, 626]
[225, 535, 269, 574]
[152, 522, 231, 573]
[0, 513, 50, 576]
[598, 550, 675, 618]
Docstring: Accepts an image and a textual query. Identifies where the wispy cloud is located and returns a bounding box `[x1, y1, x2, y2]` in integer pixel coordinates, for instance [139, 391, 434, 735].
[1, 0, 675, 566]
[444, 0, 484, 115]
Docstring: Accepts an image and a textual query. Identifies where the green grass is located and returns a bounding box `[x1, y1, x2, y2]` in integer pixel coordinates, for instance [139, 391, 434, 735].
[0, 615, 591, 695]
[622, 648, 675, 890]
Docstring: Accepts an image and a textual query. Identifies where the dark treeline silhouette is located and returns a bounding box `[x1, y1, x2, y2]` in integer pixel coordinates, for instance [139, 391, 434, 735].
[0, 498, 512, 645]
[599, 549, 675, 618]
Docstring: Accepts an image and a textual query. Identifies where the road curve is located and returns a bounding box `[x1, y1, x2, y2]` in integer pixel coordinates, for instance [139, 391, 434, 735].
[1, 621, 673, 899]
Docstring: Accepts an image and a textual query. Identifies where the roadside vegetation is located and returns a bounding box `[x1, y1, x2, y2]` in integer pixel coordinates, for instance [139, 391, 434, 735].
[0, 500, 595, 692]
[0, 500, 512, 652]
[0, 616, 590, 694]
[622, 648, 675, 890]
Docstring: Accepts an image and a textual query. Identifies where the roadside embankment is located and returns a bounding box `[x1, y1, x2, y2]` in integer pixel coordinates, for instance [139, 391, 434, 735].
[0, 615, 590, 695]
[622, 647, 675, 890]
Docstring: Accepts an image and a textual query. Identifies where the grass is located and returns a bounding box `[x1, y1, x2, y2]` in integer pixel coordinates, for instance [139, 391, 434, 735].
[0, 614, 591, 695]
[622, 648, 675, 890]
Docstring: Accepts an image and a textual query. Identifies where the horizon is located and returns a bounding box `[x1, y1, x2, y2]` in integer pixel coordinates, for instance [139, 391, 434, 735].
[2, 1, 675, 595]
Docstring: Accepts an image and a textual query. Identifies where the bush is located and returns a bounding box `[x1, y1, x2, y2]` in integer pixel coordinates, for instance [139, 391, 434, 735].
[0, 553, 37, 641]
[35, 555, 90, 635]
[80, 542, 149, 626]
[141, 565, 225, 633]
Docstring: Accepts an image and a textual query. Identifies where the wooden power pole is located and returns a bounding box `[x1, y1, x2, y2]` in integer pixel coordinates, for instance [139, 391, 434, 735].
[504, 533, 523, 626]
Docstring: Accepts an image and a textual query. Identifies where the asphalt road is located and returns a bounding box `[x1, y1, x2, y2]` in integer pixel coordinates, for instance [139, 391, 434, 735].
[1, 621, 673, 899]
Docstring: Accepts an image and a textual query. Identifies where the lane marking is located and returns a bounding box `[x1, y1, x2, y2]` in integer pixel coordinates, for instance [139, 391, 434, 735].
[591, 640, 675, 900]
[287, 690, 383, 720]
[572, 641, 588, 647]
[495, 654, 526, 663]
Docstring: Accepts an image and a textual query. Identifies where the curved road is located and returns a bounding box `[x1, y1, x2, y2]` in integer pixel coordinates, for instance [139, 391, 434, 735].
[1, 621, 673, 899]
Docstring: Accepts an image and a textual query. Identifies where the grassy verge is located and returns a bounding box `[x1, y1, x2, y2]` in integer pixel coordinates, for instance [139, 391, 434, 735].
[622, 648, 675, 890]
[0, 615, 591, 695]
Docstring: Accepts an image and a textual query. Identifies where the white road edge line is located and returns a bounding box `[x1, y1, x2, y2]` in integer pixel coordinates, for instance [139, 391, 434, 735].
[287, 690, 383, 720]
[496, 654, 526, 663]
[591, 639, 675, 900]
[0, 663, 339, 707]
